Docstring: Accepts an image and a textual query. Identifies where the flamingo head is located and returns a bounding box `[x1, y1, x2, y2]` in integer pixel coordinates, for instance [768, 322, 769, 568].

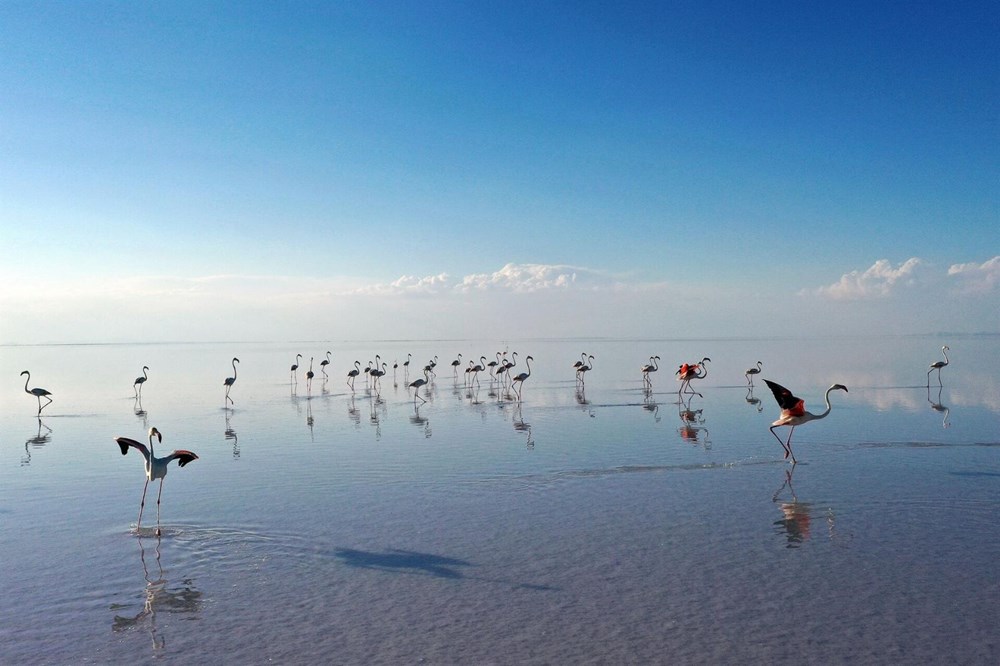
[20, 370, 29, 377]
[830, 384, 848, 393]
[148, 427, 162, 443]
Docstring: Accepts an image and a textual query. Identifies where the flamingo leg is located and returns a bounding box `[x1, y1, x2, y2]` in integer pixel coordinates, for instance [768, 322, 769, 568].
[136, 477, 150, 531]
[770, 425, 792, 461]
[155, 479, 164, 536]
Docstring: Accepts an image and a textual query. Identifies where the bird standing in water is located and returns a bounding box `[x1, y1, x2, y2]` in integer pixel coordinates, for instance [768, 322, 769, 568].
[927, 345, 950, 387]
[20, 371, 53, 414]
[115, 427, 198, 536]
[224, 358, 239, 405]
[134, 366, 150, 397]
[763, 379, 848, 464]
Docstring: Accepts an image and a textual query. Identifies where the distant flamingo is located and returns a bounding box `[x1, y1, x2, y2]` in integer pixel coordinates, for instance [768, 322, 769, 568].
[468, 356, 487, 387]
[134, 366, 150, 397]
[451, 354, 463, 376]
[572, 352, 587, 375]
[641, 356, 660, 388]
[223, 358, 239, 405]
[745, 361, 762, 387]
[927, 345, 950, 387]
[409, 369, 430, 403]
[320, 351, 332, 377]
[511, 355, 534, 401]
[306, 357, 315, 390]
[403, 354, 412, 380]
[577, 355, 594, 385]
[763, 379, 848, 464]
[290, 354, 302, 383]
[20, 371, 53, 414]
[115, 427, 198, 536]
[347, 361, 361, 391]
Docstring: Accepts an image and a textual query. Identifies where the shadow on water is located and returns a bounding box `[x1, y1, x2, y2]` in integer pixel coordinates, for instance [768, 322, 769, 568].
[331, 547, 559, 591]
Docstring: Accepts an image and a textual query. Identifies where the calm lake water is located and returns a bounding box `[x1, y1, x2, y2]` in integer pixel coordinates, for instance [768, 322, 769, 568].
[2, 336, 998, 664]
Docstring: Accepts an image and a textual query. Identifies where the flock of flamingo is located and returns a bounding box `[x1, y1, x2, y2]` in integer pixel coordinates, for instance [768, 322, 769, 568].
[16, 345, 951, 535]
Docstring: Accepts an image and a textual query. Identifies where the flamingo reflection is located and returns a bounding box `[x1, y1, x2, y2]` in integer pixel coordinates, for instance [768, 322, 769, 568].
[22, 418, 52, 466]
[772, 466, 812, 548]
[638, 389, 660, 422]
[112, 535, 202, 654]
[745, 386, 763, 413]
[927, 384, 951, 428]
[410, 403, 431, 438]
[677, 394, 710, 447]
[513, 404, 534, 449]
[225, 411, 240, 458]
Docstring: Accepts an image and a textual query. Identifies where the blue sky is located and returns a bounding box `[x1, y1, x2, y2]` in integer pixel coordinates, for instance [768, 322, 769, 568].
[1, 1, 997, 342]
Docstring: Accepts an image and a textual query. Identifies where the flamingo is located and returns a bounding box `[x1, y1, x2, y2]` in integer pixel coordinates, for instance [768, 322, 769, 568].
[745, 361, 763, 387]
[403, 354, 412, 380]
[641, 356, 660, 388]
[677, 357, 710, 397]
[347, 361, 361, 391]
[20, 371, 53, 414]
[572, 352, 587, 375]
[371, 362, 387, 391]
[409, 369, 429, 403]
[577, 355, 594, 385]
[290, 354, 302, 383]
[223, 358, 239, 405]
[511, 355, 534, 401]
[320, 351, 332, 377]
[115, 427, 198, 536]
[468, 356, 487, 388]
[306, 357, 315, 390]
[927, 345, 950, 386]
[134, 366, 149, 397]
[451, 354, 463, 376]
[763, 379, 848, 464]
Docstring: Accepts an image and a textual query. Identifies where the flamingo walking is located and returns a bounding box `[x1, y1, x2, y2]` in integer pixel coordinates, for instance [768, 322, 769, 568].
[409, 369, 430, 403]
[763, 379, 848, 464]
[677, 357, 710, 397]
[745, 361, 762, 387]
[511, 355, 534, 401]
[347, 361, 361, 391]
[115, 427, 198, 536]
[134, 366, 150, 397]
[577, 355, 594, 385]
[927, 345, 950, 386]
[20, 371, 53, 414]
[641, 356, 660, 388]
[224, 358, 239, 405]
[320, 351, 332, 377]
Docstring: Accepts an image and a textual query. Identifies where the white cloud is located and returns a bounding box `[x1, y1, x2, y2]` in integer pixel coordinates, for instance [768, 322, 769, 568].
[813, 258, 924, 300]
[947, 256, 1000, 294]
[345, 263, 621, 297]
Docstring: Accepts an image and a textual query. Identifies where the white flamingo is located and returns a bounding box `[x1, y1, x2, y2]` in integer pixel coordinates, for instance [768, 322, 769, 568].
[764, 379, 848, 464]
[115, 427, 198, 536]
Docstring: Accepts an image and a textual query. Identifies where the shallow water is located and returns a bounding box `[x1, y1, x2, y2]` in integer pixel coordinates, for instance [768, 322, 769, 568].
[2, 336, 998, 663]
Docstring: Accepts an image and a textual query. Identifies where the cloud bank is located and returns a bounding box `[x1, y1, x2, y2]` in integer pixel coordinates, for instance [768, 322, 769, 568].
[810, 256, 1000, 301]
